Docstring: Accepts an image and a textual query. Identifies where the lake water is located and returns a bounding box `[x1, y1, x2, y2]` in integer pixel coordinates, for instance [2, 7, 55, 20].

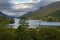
[9, 18, 60, 28]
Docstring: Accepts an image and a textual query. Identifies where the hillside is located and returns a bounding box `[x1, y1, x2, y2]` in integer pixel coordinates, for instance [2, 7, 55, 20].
[25, 1, 60, 19]
[0, 12, 9, 17]
[41, 10, 60, 22]
[0, 11, 19, 18]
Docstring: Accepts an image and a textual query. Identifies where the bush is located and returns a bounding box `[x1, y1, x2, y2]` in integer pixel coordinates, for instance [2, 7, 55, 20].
[35, 27, 60, 40]
[0, 27, 60, 40]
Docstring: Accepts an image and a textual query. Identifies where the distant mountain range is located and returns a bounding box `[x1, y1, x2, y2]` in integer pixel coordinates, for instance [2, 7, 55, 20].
[23, 1, 60, 19]
[0, 1, 60, 19]
[0, 12, 9, 17]
[0, 12, 19, 18]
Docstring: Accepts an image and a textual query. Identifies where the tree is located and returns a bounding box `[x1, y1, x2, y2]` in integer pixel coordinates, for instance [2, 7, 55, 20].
[19, 17, 29, 28]
[0, 16, 14, 27]
[0, 28, 16, 40]
[41, 10, 60, 22]
[15, 17, 30, 40]
[36, 27, 60, 40]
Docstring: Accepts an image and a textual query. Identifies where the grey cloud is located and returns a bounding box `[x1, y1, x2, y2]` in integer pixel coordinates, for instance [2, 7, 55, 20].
[0, 0, 12, 10]
[2, 11, 27, 17]
[34, 0, 60, 9]
[40, 0, 60, 5]
[1, 0, 60, 17]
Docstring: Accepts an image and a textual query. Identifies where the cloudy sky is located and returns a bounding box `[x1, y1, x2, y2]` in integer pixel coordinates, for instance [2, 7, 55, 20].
[0, 0, 60, 17]
[11, 0, 40, 4]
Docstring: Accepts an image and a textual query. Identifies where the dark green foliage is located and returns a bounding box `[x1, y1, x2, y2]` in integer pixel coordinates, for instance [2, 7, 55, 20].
[41, 10, 60, 22]
[0, 16, 60, 40]
[16, 26, 31, 40]
[0, 26, 60, 40]
[0, 27, 16, 40]
[19, 17, 29, 28]
[36, 27, 60, 40]
[0, 16, 14, 27]
[16, 27, 60, 40]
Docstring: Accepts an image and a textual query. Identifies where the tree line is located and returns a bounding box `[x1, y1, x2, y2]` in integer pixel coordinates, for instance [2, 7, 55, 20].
[0, 10, 60, 40]
[41, 10, 60, 22]
[0, 16, 60, 40]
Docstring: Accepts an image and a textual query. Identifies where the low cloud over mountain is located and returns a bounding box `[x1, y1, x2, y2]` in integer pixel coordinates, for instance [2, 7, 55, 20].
[0, 0, 60, 17]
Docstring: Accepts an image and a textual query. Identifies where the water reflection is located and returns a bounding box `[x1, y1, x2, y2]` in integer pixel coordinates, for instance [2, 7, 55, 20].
[9, 18, 60, 28]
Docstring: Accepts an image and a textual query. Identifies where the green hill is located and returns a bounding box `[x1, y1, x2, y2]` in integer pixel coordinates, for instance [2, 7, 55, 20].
[26, 1, 60, 19]
[41, 10, 60, 22]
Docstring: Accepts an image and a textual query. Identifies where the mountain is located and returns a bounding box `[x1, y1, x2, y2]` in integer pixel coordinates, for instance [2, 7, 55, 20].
[24, 1, 60, 19]
[0, 11, 19, 18]
[0, 12, 9, 17]
[22, 12, 32, 17]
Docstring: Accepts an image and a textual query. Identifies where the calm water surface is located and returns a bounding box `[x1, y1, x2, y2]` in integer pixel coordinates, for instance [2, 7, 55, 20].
[9, 18, 60, 28]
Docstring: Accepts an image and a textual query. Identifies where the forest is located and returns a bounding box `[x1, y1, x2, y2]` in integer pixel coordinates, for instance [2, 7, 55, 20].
[0, 10, 60, 40]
